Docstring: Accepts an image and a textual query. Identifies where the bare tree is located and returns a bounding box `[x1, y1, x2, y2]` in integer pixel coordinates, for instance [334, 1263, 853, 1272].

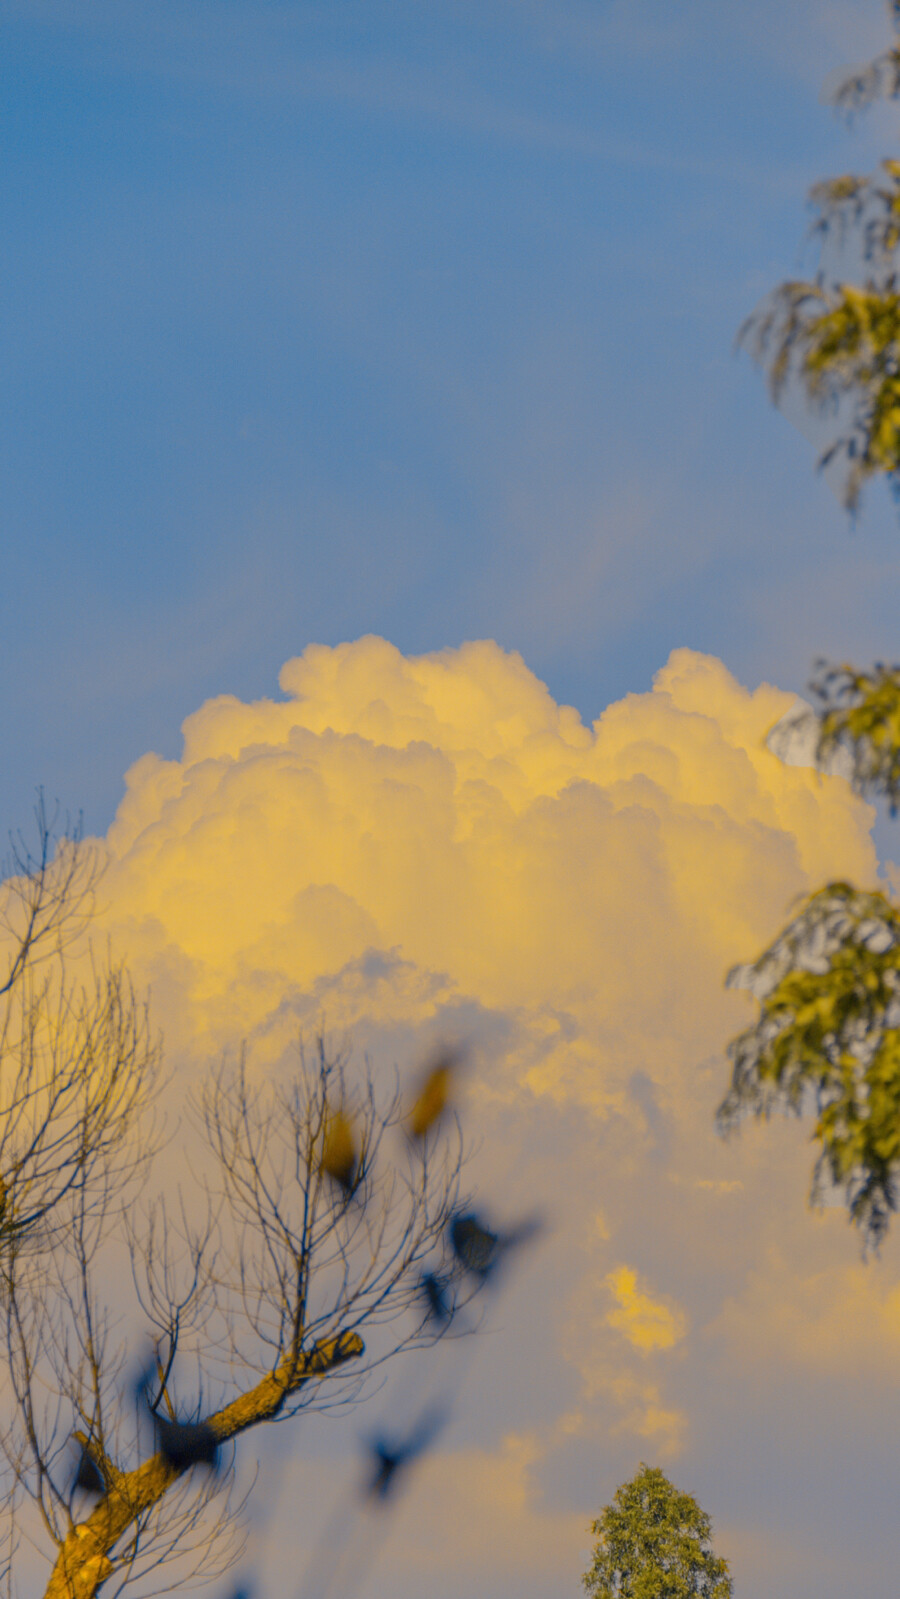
[3, 1044, 467, 1599]
[0, 799, 162, 1595]
[0, 795, 157, 1247]
[0, 807, 470, 1597]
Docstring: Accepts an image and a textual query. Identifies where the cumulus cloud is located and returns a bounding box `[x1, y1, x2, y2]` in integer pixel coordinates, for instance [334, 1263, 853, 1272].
[18, 635, 893, 1598]
[96, 636, 875, 1084]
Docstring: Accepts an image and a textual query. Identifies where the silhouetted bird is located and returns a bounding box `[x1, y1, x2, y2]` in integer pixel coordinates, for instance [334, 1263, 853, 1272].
[155, 1414, 220, 1473]
[132, 1349, 220, 1472]
[320, 1107, 359, 1193]
[420, 1269, 453, 1326]
[365, 1407, 445, 1502]
[72, 1445, 105, 1497]
[449, 1212, 499, 1279]
[450, 1210, 542, 1283]
[406, 1052, 459, 1140]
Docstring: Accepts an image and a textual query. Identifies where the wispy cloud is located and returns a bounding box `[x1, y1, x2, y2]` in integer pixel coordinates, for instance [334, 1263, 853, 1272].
[4, 0, 839, 186]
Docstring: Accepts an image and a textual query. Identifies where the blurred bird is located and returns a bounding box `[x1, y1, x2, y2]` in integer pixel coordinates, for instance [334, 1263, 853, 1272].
[450, 1210, 541, 1283]
[405, 1051, 459, 1141]
[320, 1106, 359, 1193]
[449, 1212, 499, 1279]
[366, 1406, 446, 1502]
[72, 1444, 105, 1497]
[420, 1269, 454, 1326]
[132, 1350, 161, 1409]
[155, 1414, 220, 1474]
[133, 1355, 220, 1474]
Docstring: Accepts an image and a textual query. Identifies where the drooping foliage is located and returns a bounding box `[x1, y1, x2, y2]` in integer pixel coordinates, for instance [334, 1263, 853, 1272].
[723, 3, 900, 1251]
[741, 3, 900, 512]
[720, 884, 900, 1249]
[811, 659, 900, 814]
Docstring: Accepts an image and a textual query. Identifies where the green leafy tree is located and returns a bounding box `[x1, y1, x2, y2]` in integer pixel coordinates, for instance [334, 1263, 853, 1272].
[722, 1, 900, 1250]
[582, 1464, 732, 1599]
[741, 0, 900, 514]
[719, 881, 900, 1246]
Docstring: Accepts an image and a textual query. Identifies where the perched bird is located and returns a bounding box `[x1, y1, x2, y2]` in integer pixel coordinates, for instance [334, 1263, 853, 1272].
[72, 1444, 105, 1497]
[365, 1406, 445, 1502]
[405, 1051, 459, 1141]
[320, 1106, 359, 1193]
[155, 1414, 220, 1474]
[420, 1269, 454, 1327]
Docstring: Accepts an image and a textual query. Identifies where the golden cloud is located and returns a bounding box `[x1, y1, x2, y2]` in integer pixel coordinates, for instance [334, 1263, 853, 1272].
[89, 636, 875, 1106]
[604, 1265, 687, 1353]
[11, 634, 889, 1553]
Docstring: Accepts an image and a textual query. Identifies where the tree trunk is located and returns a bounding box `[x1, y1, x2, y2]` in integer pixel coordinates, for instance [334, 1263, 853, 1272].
[43, 1330, 364, 1599]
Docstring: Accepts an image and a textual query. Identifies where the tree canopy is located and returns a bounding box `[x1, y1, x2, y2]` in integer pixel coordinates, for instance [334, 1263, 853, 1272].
[741, 1, 900, 514]
[722, 0, 900, 1250]
[582, 1464, 732, 1599]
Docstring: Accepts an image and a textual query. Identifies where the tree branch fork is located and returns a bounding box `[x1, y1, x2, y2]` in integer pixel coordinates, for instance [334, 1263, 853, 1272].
[50, 1330, 363, 1599]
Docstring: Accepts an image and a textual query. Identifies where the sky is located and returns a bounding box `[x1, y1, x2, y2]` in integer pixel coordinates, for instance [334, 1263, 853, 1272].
[5, 2, 900, 1597]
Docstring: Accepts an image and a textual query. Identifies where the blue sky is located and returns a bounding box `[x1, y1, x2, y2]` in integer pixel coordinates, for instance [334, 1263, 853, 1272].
[4, 0, 900, 838]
